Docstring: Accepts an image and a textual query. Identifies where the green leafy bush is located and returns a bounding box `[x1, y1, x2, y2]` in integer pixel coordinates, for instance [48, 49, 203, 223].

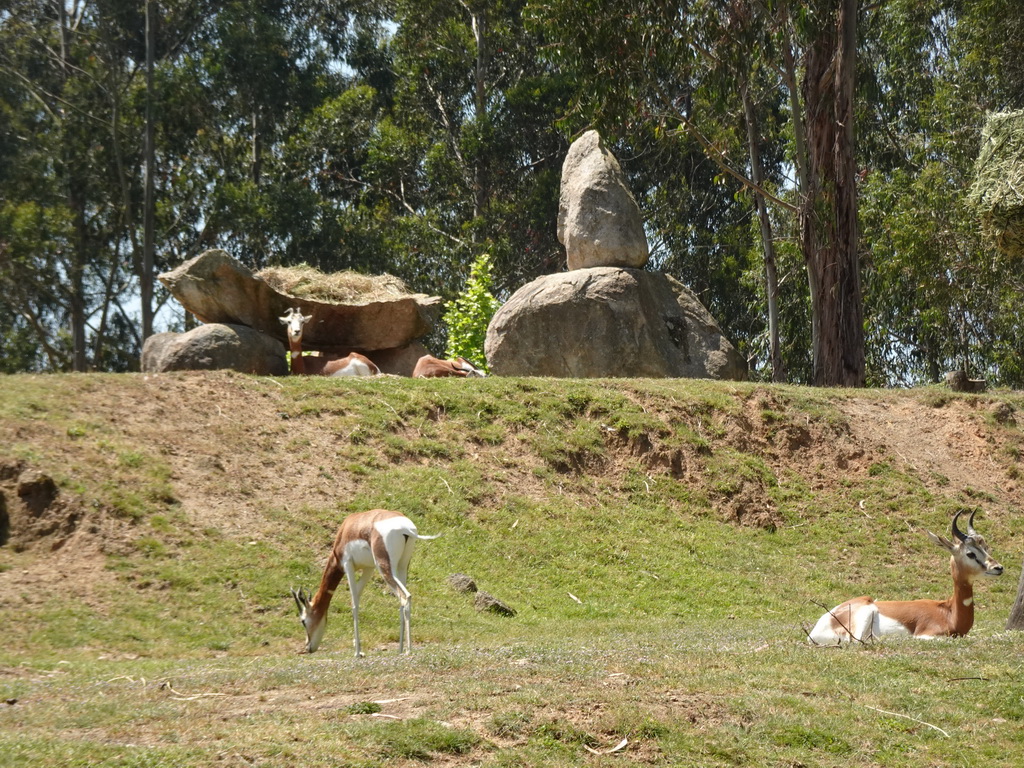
[443, 253, 499, 370]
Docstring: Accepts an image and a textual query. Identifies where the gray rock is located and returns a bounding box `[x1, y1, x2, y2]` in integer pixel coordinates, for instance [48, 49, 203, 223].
[945, 370, 987, 393]
[558, 131, 649, 270]
[485, 267, 746, 380]
[990, 402, 1016, 426]
[142, 323, 288, 375]
[16, 470, 57, 517]
[474, 591, 516, 617]
[369, 341, 431, 377]
[448, 573, 478, 593]
[0, 491, 7, 547]
[158, 249, 441, 352]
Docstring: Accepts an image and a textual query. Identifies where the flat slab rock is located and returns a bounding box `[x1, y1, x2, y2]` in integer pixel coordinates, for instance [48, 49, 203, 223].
[158, 249, 442, 353]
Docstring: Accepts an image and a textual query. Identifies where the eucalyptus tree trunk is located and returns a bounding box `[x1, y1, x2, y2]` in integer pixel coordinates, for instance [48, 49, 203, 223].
[58, 0, 89, 371]
[799, 0, 864, 386]
[468, 3, 488, 222]
[742, 81, 785, 382]
[142, 0, 157, 342]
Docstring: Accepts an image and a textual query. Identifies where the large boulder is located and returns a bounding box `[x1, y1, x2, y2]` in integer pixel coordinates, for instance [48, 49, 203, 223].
[142, 323, 288, 375]
[558, 131, 649, 271]
[158, 250, 442, 352]
[485, 267, 746, 380]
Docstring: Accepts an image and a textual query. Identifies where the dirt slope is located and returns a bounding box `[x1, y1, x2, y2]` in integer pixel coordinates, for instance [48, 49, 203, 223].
[1, 373, 1022, 609]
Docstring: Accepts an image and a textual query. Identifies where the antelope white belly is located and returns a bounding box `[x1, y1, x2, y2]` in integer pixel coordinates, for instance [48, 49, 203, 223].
[875, 613, 912, 638]
[331, 359, 373, 377]
[344, 538, 375, 569]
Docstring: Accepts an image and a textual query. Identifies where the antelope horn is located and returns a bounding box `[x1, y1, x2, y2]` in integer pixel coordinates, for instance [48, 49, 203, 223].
[967, 508, 979, 536]
[951, 509, 968, 542]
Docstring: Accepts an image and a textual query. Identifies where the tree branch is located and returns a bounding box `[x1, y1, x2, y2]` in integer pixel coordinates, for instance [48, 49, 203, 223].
[668, 118, 798, 213]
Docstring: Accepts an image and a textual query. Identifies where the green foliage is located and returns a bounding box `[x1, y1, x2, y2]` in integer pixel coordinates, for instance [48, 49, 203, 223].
[857, 1, 1024, 386]
[342, 718, 479, 759]
[443, 253, 499, 368]
[4, 0, 1024, 386]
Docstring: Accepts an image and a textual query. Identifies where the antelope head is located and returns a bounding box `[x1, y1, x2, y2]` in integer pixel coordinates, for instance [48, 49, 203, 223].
[925, 509, 1004, 582]
[291, 587, 326, 652]
[455, 357, 486, 377]
[279, 307, 312, 343]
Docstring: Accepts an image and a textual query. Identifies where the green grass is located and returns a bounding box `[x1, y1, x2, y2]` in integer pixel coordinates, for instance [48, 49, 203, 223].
[1, 372, 1024, 766]
[3, 630, 1024, 767]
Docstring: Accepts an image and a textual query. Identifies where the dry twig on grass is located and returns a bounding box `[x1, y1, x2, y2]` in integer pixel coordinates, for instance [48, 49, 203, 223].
[862, 704, 950, 738]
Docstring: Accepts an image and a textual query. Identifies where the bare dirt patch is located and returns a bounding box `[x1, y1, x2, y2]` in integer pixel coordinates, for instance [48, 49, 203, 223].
[837, 397, 1021, 502]
[0, 456, 133, 610]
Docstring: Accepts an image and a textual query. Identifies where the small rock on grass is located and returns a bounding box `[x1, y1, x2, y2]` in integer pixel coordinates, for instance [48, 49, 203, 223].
[474, 591, 516, 617]
[448, 573, 478, 593]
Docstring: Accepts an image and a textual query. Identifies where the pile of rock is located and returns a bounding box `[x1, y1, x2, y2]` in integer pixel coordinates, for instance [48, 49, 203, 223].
[146, 132, 746, 381]
[485, 130, 746, 380]
[142, 250, 441, 376]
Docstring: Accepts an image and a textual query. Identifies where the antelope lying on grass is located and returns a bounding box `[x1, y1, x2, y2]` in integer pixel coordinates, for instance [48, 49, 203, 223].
[291, 510, 438, 656]
[808, 510, 1003, 644]
[412, 354, 486, 378]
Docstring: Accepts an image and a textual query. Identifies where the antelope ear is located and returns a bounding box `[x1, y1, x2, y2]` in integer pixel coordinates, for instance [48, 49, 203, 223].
[280, 315, 289, 325]
[926, 530, 956, 552]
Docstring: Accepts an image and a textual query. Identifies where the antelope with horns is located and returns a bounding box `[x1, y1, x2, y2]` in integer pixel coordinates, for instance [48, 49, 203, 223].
[808, 509, 1004, 644]
[279, 307, 380, 377]
[291, 510, 439, 656]
[412, 354, 486, 378]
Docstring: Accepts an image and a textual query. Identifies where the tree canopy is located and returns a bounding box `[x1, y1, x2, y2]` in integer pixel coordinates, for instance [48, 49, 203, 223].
[1, 1, 1022, 385]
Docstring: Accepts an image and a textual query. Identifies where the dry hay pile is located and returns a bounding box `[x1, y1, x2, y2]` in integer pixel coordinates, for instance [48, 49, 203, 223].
[257, 264, 414, 304]
[969, 110, 1024, 257]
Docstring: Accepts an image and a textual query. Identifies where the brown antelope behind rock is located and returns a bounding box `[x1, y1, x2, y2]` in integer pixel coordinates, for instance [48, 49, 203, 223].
[412, 354, 486, 378]
[808, 509, 1003, 644]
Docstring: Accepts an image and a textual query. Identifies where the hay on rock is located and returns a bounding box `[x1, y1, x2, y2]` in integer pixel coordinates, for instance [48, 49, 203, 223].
[969, 110, 1024, 258]
[256, 264, 414, 305]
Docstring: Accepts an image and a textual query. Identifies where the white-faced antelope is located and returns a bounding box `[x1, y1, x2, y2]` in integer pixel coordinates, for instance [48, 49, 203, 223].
[291, 510, 438, 656]
[279, 307, 380, 377]
[808, 510, 1004, 644]
[412, 354, 486, 378]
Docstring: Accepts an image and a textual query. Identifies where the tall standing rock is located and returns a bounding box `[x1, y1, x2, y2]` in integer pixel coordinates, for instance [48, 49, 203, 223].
[558, 131, 649, 270]
[486, 129, 744, 380]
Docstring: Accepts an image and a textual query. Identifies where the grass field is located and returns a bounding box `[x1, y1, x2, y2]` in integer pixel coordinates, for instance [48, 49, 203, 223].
[1, 372, 1023, 766]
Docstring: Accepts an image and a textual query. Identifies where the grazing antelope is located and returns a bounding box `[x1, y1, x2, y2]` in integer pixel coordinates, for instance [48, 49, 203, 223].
[808, 510, 1004, 644]
[291, 510, 439, 656]
[412, 354, 486, 378]
[278, 307, 380, 377]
